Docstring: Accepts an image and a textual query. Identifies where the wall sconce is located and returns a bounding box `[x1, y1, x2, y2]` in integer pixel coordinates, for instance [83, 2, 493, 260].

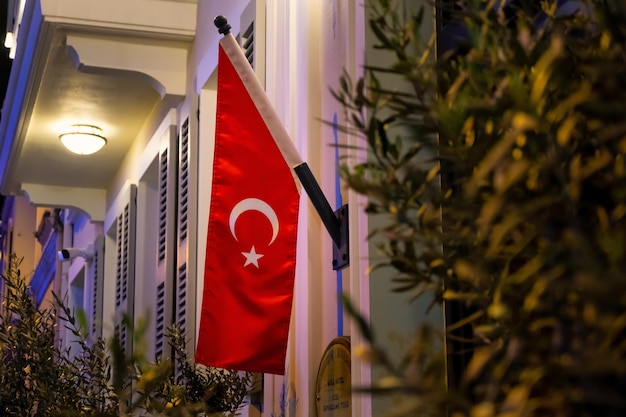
[59, 124, 107, 155]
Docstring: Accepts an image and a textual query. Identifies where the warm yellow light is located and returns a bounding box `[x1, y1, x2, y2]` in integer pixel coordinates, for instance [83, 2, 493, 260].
[4, 32, 14, 49]
[59, 125, 107, 155]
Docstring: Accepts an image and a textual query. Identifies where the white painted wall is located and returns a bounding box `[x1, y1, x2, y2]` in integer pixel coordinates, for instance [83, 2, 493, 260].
[57, 0, 378, 415]
[195, 1, 372, 417]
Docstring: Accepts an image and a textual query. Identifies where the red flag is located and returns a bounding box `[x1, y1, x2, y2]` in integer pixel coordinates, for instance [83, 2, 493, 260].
[195, 34, 301, 375]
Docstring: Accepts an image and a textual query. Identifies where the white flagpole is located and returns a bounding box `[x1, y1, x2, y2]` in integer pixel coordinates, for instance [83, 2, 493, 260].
[217, 18, 304, 169]
[214, 16, 349, 270]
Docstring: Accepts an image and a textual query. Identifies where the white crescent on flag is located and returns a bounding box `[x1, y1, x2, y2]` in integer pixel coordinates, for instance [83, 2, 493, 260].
[196, 20, 300, 375]
[229, 197, 279, 245]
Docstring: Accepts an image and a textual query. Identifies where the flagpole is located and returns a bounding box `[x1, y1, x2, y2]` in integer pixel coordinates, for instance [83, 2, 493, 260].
[214, 16, 349, 270]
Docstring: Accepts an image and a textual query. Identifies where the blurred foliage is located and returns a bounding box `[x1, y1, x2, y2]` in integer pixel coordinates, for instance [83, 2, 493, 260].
[334, 0, 626, 416]
[146, 322, 253, 417]
[0, 254, 251, 416]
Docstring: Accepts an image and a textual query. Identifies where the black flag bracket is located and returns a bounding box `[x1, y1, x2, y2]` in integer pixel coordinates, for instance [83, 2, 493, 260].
[294, 163, 349, 271]
[214, 15, 349, 271]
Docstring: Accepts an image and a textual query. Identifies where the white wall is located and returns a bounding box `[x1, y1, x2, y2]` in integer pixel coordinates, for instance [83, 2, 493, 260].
[248, 1, 371, 416]
[194, 1, 374, 417]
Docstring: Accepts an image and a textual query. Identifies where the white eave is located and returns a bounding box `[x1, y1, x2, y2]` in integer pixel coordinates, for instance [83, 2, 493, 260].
[0, 0, 196, 221]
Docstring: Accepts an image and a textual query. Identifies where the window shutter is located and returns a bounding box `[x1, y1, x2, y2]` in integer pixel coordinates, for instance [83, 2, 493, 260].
[175, 263, 187, 332]
[178, 118, 189, 243]
[172, 262, 187, 378]
[177, 106, 198, 361]
[155, 281, 166, 359]
[241, 21, 255, 67]
[114, 185, 137, 356]
[91, 235, 105, 338]
[158, 149, 169, 263]
[239, 0, 265, 86]
[176, 115, 192, 349]
[155, 125, 178, 361]
[115, 323, 128, 355]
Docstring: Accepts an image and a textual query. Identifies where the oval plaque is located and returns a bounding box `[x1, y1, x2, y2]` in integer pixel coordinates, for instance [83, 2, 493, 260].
[315, 337, 351, 417]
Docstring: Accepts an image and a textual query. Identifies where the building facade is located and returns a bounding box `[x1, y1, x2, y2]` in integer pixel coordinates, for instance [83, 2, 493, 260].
[0, 1, 440, 416]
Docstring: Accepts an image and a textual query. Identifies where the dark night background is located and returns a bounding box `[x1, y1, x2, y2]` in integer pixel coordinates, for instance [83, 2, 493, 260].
[1, 4, 10, 210]
[1, 3, 12, 123]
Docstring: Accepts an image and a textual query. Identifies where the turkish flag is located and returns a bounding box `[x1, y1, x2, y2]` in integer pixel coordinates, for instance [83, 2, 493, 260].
[195, 33, 301, 375]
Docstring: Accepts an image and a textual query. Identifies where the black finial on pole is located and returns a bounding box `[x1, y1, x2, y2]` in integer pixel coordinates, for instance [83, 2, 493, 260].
[214, 16, 231, 35]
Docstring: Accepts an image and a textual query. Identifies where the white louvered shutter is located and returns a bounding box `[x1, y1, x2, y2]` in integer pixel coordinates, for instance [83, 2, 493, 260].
[176, 263, 187, 334]
[178, 118, 190, 244]
[90, 235, 105, 339]
[240, 0, 265, 86]
[114, 185, 137, 356]
[155, 126, 178, 361]
[155, 281, 166, 357]
[241, 17, 255, 66]
[177, 101, 199, 364]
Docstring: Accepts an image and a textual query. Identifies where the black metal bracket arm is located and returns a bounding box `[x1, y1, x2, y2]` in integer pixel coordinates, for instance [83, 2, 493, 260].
[213, 16, 349, 270]
[294, 162, 349, 270]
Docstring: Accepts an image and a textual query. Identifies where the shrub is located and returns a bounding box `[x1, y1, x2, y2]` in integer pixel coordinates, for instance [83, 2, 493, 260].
[335, 0, 626, 416]
[0, 254, 251, 417]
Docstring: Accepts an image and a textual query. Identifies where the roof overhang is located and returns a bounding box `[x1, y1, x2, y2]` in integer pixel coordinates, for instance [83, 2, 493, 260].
[0, 0, 196, 221]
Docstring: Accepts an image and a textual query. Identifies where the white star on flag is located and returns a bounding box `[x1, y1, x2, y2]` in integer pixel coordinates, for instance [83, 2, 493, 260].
[242, 246, 264, 268]
[196, 20, 301, 375]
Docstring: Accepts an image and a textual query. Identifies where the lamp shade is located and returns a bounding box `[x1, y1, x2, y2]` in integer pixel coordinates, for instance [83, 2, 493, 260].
[59, 124, 107, 155]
